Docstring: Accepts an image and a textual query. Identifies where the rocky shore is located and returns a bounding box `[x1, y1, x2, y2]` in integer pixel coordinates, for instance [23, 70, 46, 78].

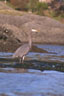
[0, 13, 64, 52]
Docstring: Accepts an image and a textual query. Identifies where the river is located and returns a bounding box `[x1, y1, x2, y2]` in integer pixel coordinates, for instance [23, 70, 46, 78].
[0, 44, 64, 96]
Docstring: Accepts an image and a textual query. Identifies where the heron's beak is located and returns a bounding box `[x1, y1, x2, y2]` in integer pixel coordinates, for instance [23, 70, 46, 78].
[32, 29, 40, 33]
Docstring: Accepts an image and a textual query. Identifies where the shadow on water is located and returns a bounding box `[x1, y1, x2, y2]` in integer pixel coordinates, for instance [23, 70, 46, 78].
[0, 44, 64, 96]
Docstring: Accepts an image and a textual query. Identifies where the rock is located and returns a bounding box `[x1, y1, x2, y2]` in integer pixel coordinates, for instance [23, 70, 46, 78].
[31, 45, 48, 53]
[0, 13, 64, 52]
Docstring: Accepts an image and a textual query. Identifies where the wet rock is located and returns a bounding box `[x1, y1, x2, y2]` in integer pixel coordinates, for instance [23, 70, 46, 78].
[31, 45, 48, 53]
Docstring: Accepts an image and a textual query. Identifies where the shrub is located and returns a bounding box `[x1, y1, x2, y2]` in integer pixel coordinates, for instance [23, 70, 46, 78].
[36, 2, 48, 15]
[37, 2, 48, 10]
[27, 1, 48, 15]
[26, 0, 38, 12]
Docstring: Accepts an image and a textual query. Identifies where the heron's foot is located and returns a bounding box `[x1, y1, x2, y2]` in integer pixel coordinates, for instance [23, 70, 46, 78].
[19, 56, 25, 64]
[22, 59, 24, 64]
[22, 56, 25, 64]
[19, 58, 22, 64]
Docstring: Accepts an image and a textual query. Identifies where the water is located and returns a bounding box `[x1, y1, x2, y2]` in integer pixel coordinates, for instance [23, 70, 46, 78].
[27, 44, 64, 62]
[0, 44, 64, 96]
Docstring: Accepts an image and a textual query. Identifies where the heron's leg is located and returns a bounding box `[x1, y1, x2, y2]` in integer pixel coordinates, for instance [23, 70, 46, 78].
[22, 56, 25, 64]
[19, 58, 22, 64]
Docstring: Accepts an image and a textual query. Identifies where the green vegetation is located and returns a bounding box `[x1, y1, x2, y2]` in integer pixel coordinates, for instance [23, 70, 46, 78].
[6, 1, 15, 9]
[0, 0, 64, 23]
[48, 9, 64, 22]
[27, 0, 48, 15]
[37, 2, 48, 10]
[36, 2, 48, 15]
[26, 0, 38, 12]
[26, 0, 64, 21]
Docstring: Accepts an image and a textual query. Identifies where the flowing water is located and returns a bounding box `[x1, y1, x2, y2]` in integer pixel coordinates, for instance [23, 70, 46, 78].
[0, 44, 64, 96]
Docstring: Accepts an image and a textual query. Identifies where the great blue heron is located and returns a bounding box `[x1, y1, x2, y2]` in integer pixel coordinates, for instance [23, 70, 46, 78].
[12, 29, 38, 63]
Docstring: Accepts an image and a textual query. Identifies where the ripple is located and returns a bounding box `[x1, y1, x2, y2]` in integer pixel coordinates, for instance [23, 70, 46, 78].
[0, 44, 64, 96]
[0, 70, 64, 96]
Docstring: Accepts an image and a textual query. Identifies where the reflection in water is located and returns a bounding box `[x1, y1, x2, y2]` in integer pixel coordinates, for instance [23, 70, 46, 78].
[0, 44, 64, 96]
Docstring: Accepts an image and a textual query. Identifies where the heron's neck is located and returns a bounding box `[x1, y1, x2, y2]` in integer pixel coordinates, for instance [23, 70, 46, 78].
[28, 33, 32, 48]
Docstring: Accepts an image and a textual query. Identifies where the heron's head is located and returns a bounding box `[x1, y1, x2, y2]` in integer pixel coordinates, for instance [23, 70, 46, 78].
[31, 29, 40, 33]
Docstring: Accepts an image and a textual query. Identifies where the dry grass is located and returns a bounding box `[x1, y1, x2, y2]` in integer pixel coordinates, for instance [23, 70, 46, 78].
[0, 1, 12, 10]
[0, 1, 26, 16]
[0, 9, 26, 16]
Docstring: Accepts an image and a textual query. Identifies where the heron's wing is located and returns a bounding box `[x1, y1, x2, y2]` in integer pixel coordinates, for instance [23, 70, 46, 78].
[13, 44, 30, 58]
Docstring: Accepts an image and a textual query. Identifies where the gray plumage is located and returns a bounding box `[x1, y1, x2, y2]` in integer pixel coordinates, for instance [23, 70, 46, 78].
[12, 29, 38, 63]
[13, 44, 31, 58]
[12, 31, 32, 63]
